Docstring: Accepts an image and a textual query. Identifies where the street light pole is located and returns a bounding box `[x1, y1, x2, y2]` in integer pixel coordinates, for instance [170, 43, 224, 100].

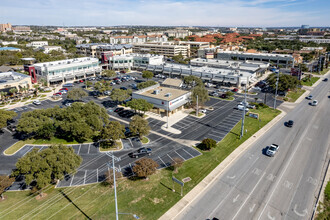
[273, 71, 279, 110]
[106, 152, 121, 220]
[240, 82, 247, 139]
[196, 95, 198, 117]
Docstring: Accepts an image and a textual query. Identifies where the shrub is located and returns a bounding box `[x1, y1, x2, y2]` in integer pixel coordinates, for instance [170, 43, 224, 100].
[226, 91, 234, 97]
[258, 103, 269, 109]
[283, 97, 288, 101]
[198, 138, 217, 151]
[171, 157, 184, 173]
[132, 158, 159, 180]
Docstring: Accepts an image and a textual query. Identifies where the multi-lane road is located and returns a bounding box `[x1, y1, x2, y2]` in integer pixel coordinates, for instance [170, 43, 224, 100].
[176, 77, 330, 220]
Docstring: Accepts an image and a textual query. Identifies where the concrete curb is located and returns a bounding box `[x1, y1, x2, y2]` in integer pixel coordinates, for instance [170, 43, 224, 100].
[159, 110, 286, 220]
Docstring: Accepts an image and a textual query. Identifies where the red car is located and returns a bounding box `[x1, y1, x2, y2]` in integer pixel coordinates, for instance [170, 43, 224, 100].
[79, 79, 85, 83]
[60, 88, 68, 91]
[232, 88, 238, 92]
[53, 92, 62, 96]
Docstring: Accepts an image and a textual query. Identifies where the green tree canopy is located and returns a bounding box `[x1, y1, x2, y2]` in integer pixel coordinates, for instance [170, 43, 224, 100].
[101, 121, 125, 142]
[67, 88, 88, 101]
[129, 115, 150, 138]
[137, 81, 157, 90]
[12, 145, 82, 191]
[0, 109, 17, 129]
[184, 75, 203, 88]
[0, 175, 15, 200]
[110, 88, 131, 102]
[191, 86, 210, 107]
[102, 70, 116, 78]
[142, 71, 154, 81]
[266, 73, 301, 92]
[127, 99, 153, 114]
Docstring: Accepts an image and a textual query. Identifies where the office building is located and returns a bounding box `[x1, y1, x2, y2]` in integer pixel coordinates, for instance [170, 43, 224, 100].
[0, 71, 32, 93]
[103, 54, 164, 70]
[133, 42, 190, 57]
[76, 43, 133, 58]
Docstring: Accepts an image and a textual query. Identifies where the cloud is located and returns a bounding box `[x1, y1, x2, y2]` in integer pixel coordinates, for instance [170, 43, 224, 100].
[0, 0, 328, 26]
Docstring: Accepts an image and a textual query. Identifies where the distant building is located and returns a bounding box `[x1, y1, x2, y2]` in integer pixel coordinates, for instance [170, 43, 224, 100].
[165, 29, 192, 38]
[0, 23, 12, 32]
[0, 41, 18, 46]
[299, 38, 330, 44]
[26, 41, 48, 48]
[109, 35, 168, 44]
[0, 71, 32, 93]
[102, 54, 164, 70]
[25, 57, 101, 85]
[133, 42, 190, 57]
[13, 26, 31, 32]
[301, 25, 310, 29]
[41, 46, 64, 54]
[0, 47, 21, 52]
[75, 43, 133, 58]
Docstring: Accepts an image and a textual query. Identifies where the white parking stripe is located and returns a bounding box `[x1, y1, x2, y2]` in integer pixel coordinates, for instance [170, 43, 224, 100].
[211, 130, 227, 135]
[175, 151, 186, 161]
[69, 175, 75, 186]
[182, 148, 194, 158]
[22, 147, 34, 157]
[158, 156, 167, 167]
[83, 170, 87, 185]
[167, 154, 175, 162]
[77, 145, 81, 154]
[87, 144, 91, 154]
[38, 146, 45, 152]
[96, 169, 99, 182]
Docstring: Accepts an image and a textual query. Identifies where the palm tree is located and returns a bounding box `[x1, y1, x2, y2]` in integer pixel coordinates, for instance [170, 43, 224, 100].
[0, 91, 7, 101]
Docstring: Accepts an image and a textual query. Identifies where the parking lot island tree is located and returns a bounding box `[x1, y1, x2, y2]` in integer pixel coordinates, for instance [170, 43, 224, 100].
[0, 109, 17, 129]
[101, 121, 125, 148]
[184, 75, 203, 88]
[142, 70, 154, 81]
[85, 80, 93, 88]
[12, 144, 82, 196]
[171, 157, 184, 174]
[266, 73, 301, 92]
[102, 69, 116, 78]
[137, 80, 157, 89]
[104, 169, 122, 188]
[127, 99, 153, 115]
[191, 86, 210, 108]
[67, 88, 88, 101]
[0, 175, 15, 200]
[198, 138, 217, 151]
[110, 88, 131, 102]
[129, 115, 150, 138]
[132, 158, 159, 180]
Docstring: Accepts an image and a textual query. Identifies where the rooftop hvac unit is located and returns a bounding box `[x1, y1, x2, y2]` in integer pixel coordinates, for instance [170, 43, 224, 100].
[165, 93, 172, 97]
[153, 90, 160, 94]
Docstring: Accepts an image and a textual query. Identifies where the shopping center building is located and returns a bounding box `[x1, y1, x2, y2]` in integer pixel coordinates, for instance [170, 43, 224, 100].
[0, 71, 32, 93]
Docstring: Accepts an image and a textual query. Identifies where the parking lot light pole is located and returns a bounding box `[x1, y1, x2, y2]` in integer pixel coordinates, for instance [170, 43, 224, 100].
[273, 71, 280, 110]
[106, 152, 121, 220]
[240, 82, 247, 139]
[196, 95, 198, 117]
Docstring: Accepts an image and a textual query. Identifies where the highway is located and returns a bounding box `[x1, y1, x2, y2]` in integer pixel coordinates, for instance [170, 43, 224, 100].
[175, 77, 330, 220]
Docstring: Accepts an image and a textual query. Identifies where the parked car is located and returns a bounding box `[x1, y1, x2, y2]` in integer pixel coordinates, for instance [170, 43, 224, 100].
[232, 88, 238, 92]
[79, 79, 85, 83]
[33, 100, 41, 105]
[104, 91, 111, 95]
[199, 109, 206, 113]
[220, 94, 227, 99]
[120, 87, 128, 90]
[210, 92, 219, 97]
[285, 120, 294, 127]
[54, 92, 62, 96]
[120, 70, 126, 74]
[266, 144, 279, 157]
[128, 147, 152, 158]
[63, 83, 73, 87]
[311, 100, 318, 106]
[306, 95, 313, 100]
[114, 107, 124, 113]
[7, 125, 16, 132]
[253, 87, 262, 91]
[65, 103, 72, 107]
[237, 104, 249, 111]
[60, 88, 69, 91]
[323, 78, 328, 82]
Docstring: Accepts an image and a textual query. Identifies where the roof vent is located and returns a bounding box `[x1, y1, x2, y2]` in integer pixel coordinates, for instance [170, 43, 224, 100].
[165, 93, 171, 97]
[153, 90, 160, 94]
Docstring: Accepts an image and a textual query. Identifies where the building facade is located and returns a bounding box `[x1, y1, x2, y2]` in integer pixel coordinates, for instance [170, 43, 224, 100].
[103, 54, 164, 70]
[25, 57, 101, 85]
[109, 35, 168, 44]
[26, 41, 48, 48]
[76, 43, 133, 58]
[133, 42, 190, 57]
[0, 71, 32, 93]
[0, 23, 12, 32]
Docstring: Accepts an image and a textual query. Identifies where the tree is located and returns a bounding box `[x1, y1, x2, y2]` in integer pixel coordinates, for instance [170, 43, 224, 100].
[85, 81, 93, 88]
[226, 91, 234, 97]
[12, 145, 82, 194]
[36, 122, 56, 140]
[9, 87, 18, 96]
[129, 115, 150, 138]
[142, 71, 154, 81]
[0, 175, 15, 200]
[127, 99, 153, 115]
[0, 91, 8, 101]
[171, 157, 184, 174]
[101, 121, 125, 146]
[191, 86, 210, 107]
[266, 73, 301, 92]
[110, 88, 130, 102]
[198, 138, 217, 151]
[132, 158, 159, 180]
[184, 76, 203, 88]
[102, 70, 116, 78]
[67, 88, 87, 101]
[0, 109, 17, 129]
[137, 81, 157, 89]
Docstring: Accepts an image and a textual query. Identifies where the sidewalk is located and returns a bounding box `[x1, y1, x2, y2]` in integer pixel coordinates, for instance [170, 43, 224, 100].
[159, 110, 286, 220]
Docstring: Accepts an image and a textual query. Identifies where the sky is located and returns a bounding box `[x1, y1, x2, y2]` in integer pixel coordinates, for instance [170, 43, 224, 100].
[0, 0, 329, 27]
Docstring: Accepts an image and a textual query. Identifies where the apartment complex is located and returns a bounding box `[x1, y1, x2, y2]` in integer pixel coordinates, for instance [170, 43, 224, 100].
[26, 41, 48, 48]
[217, 51, 294, 68]
[76, 43, 133, 58]
[165, 29, 192, 38]
[109, 35, 168, 44]
[25, 57, 101, 85]
[41, 46, 64, 54]
[133, 42, 190, 57]
[0, 71, 32, 93]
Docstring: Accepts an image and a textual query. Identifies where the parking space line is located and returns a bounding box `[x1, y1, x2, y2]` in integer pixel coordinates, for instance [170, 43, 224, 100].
[96, 169, 99, 182]
[38, 146, 45, 152]
[174, 151, 186, 161]
[167, 154, 175, 162]
[158, 156, 167, 167]
[69, 175, 75, 186]
[182, 148, 194, 158]
[22, 147, 34, 157]
[87, 144, 91, 154]
[128, 138, 134, 148]
[83, 170, 87, 185]
[77, 145, 81, 155]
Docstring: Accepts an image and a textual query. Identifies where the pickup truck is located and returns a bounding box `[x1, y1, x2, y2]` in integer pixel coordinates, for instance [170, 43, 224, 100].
[129, 147, 152, 158]
[266, 144, 279, 157]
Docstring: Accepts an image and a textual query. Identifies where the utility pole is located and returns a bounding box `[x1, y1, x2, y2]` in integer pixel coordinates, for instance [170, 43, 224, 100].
[240, 82, 247, 139]
[196, 95, 198, 117]
[273, 71, 279, 110]
[106, 152, 121, 220]
[167, 101, 169, 128]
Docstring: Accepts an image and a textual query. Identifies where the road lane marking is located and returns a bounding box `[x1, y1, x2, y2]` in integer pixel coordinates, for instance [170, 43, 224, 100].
[38, 146, 45, 152]
[233, 194, 240, 203]
[69, 175, 75, 186]
[249, 204, 256, 213]
[307, 176, 317, 186]
[266, 173, 276, 182]
[306, 137, 312, 141]
[158, 156, 167, 167]
[96, 169, 98, 182]
[282, 180, 293, 190]
[293, 204, 308, 217]
[252, 168, 262, 176]
[167, 154, 175, 162]
[267, 212, 275, 220]
[227, 175, 236, 179]
[182, 148, 194, 158]
[232, 172, 266, 219]
[174, 151, 186, 161]
[128, 138, 134, 148]
[22, 147, 34, 157]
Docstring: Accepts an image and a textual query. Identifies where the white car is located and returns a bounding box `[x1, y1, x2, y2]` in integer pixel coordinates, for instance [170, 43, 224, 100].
[65, 103, 72, 107]
[237, 104, 249, 111]
[266, 144, 279, 157]
[311, 100, 318, 106]
[33, 100, 41, 105]
[253, 87, 262, 91]
[199, 109, 207, 113]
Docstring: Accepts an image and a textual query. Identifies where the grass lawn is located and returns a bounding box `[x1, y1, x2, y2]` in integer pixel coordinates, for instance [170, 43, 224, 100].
[189, 111, 203, 117]
[316, 181, 330, 219]
[285, 88, 306, 102]
[99, 140, 123, 152]
[314, 68, 330, 75]
[141, 136, 149, 144]
[301, 76, 320, 86]
[0, 107, 280, 219]
[4, 137, 93, 155]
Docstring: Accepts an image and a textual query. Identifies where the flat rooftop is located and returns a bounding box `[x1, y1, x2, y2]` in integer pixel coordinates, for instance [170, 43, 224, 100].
[138, 86, 189, 101]
[0, 71, 30, 84]
[217, 51, 293, 58]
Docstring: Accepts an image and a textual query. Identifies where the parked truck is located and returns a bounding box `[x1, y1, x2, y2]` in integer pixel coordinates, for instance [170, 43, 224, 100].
[128, 147, 152, 158]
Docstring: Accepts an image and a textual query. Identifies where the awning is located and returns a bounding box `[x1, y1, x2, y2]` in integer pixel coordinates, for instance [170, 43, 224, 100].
[85, 72, 95, 76]
[75, 73, 85, 77]
[49, 78, 63, 83]
[147, 66, 155, 71]
[155, 68, 163, 72]
[163, 69, 171, 74]
[65, 75, 75, 80]
[212, 78, 224, 82]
